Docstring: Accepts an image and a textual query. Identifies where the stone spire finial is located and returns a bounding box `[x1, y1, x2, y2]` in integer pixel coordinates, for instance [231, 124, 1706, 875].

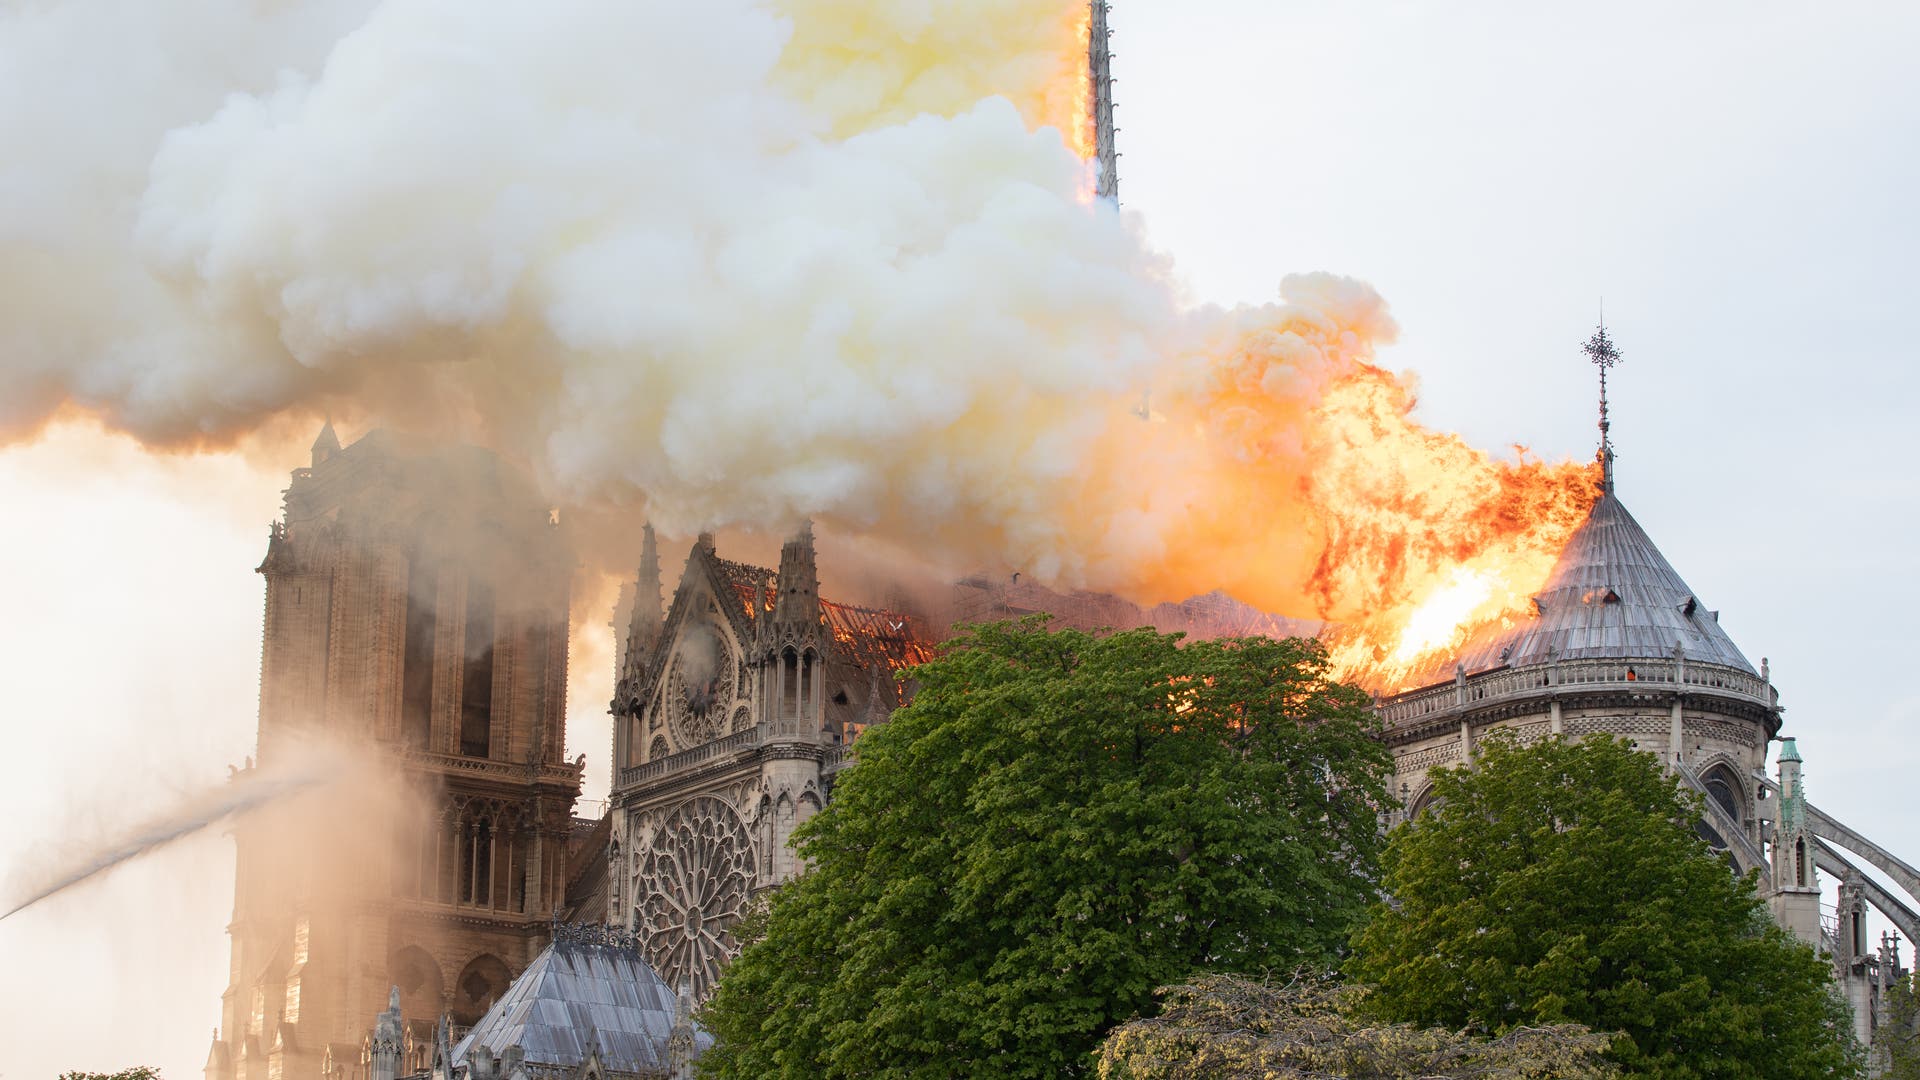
[626, 523, 665, 653]
[668, 978, 697, 1079]
[771, 520, 821, 638]
[1582, 318, 1622, 494]
[370, 987, 405, 1080]
[311, 416, 342, 468]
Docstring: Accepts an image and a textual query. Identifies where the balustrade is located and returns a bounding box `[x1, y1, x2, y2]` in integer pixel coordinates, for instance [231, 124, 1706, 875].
[1375, 656, 1773, 730]
[616, 719, 827, 790]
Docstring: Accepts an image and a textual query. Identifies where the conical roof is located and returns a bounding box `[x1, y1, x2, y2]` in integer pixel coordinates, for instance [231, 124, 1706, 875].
[1401, 492, 1753, 689]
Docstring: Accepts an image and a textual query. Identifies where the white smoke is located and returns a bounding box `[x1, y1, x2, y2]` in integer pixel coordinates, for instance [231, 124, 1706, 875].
[3, 0, 1433, 611]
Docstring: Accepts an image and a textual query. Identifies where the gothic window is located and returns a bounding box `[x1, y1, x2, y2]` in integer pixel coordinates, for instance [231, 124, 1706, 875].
[401, 559, 437, 748]
[389, 946, 444, 1028]
[451, 954, 513, 1027]
[1795, 838, 1808, 887]
[459, 815, 493, 905]
[460, 580, 495, 758]
[781, 648, 799, 717]
[634, 796, 756, 1000]
[1702, 765, 1744, 824]
[731, 705, 753, 735]
[649, 736, 671, 762]
[800, 649, 815, 713]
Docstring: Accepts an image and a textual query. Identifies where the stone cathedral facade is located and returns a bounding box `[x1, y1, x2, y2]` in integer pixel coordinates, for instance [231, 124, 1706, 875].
[604, 524, 932, 999]
[207, 428, 589, 1080]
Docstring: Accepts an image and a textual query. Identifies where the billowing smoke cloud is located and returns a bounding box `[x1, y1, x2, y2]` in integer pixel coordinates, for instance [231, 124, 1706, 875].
[1, 0, 1591, 670]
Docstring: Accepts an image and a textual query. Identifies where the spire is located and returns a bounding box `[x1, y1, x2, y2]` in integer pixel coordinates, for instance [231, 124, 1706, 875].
[626, 523, 664, 651]
[1089, 1, 1119, 201]
[668, 978, 697, 1079]
[771, 520, 821, 636]
[1582, 318, 1621, 494]
[1769, 735, 1822, 944]
[310, 416, 341, 468]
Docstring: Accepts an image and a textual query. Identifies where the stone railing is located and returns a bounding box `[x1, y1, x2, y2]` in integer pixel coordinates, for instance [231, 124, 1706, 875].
[617, 717, 831, 790]
[1376, 656, 1775, 730]
[409, 749, 583, 786]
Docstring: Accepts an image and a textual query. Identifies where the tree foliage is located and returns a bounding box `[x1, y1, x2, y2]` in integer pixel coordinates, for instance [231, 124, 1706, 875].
[1347, 734, 1862, 1079]
[1875, 973, 1920, 1078]
[59, 1070, 163, 1080]
[699, 620, 1393, 1079]
[1096, 973, 1618, 1079]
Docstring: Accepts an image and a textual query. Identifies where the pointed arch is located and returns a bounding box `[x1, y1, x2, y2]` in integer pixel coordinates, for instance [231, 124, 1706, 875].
[451, 953, 513, 1026]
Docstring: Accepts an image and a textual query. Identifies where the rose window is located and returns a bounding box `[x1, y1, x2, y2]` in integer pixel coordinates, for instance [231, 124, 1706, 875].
[634, 796, 756, 1000]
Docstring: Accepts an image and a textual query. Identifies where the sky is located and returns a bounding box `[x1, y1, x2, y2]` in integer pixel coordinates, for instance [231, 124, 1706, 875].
[2, 2, 1918, 1075]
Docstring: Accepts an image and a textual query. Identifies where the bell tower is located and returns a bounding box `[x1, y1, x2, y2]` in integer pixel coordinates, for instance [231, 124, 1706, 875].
[209, 427, 583, 1080]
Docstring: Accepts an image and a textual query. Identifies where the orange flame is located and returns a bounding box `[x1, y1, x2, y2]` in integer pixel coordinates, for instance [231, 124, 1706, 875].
[1307, 370, 1600, 691]
[1095, 290, 1599, 697]
[1024, 3, 1096, 163]
[1068, 5, 1096, 159]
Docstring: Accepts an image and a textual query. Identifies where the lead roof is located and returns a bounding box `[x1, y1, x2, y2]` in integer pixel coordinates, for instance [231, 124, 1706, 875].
[451, 937, 708, 1071]
[1398, 491, 1755, 690]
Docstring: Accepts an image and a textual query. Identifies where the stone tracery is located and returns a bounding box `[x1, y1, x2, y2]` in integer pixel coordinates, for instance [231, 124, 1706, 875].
[633, 795, 756, 1000]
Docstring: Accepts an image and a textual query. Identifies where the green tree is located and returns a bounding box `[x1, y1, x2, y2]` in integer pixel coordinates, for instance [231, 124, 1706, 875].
[1347, 734, 1862, 1079]
[700, 620, 1393, 1079]
[1875, 973, 1920, 1078]
[1097, 973, 1618, 1079]
[59, 1070, 162, 1080]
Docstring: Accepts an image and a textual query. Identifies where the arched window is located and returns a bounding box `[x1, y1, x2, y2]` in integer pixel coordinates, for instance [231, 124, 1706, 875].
[401, 556, 438, 748]
[781, 647, 799, 717]
[800, 648, 816, 717]
[460, 581, 495, 758]
[1795, 838, 1808, 887]
[389, 946, 444, 1031]
[451, 954, 513, 1026]
[1702, 765, 1744, 825]
[459, 814, 494, 906]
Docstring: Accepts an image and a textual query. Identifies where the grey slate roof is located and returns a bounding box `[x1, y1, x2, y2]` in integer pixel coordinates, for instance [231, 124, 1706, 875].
[1399, 492, 1754, 690]
[451, 936, 708, 1073]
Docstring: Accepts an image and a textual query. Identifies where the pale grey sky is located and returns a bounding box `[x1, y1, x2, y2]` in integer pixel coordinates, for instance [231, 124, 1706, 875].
[2, 4, 1917, 1076]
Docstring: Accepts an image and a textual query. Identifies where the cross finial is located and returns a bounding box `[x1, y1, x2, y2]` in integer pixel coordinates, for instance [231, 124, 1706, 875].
[1582, 316, 1622, 493]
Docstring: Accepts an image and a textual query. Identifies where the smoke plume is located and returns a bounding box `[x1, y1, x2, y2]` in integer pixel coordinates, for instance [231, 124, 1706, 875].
[1, 0, 1593, 667]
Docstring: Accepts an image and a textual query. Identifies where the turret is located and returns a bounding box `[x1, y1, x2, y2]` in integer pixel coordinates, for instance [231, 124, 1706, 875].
[310, 418, 341, 469]
[668, 979, 697, 1080]
[1770, 737, 1822, 944]
[760, 522, 825, 734]
[369, 987, 403, 1080]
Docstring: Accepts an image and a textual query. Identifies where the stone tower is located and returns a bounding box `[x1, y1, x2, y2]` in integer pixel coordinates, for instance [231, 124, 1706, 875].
[207, 427, 583, 1080]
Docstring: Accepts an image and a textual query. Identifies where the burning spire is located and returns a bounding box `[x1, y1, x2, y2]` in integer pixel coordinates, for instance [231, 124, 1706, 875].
[1583, 319, 1622, 493]
[1089, 1, 1118, 199]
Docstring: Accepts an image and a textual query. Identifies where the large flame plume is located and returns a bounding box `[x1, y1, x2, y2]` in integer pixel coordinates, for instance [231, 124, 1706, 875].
[1, 0, 1595, 691]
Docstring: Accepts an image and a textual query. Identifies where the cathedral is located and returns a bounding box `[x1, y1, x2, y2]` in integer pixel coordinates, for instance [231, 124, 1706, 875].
[199, 7, 1920, 1073]
[208, 384, 1920, 1077]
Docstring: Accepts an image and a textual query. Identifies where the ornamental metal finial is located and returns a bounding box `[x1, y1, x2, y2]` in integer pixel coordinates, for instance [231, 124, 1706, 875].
[1582, 315, 1622, 493]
